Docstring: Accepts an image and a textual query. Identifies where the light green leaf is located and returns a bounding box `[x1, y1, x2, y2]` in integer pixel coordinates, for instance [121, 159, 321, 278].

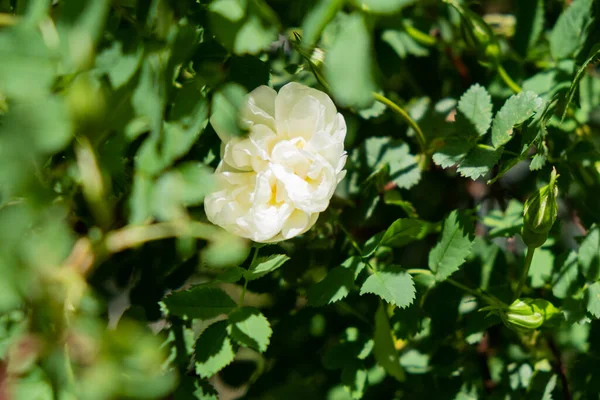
[455, 83, 493, 137]
[216, 267, 246, 283]
[483, 199, 524, 238]
[361, 137, 421, 189]
[195, 321, 236, 378]
[210, 83, 247, 139]
[529, 248, 554, 288]
[341, 362, 368, 400]
[381, 218, 430, 248]
[382, 30, 429, 59]
[578, 225, 600, 282]
[428, 210, 474, 281]
[163, 287, 237, 319]
[586, 282, 600, 318]
[491, 91, 543, 148]
[457, 144, 502, 180]
[432, 138, 474, 169]
[301, 0, 345, 47]
[549, 0, 593, 60]
[373, 302, 405, 381]
[562, 43, 600, 120]
[360, 265, 415, 308]
[229, 307, 272, 352]
[245, 254, 290, 281]
[325, 13, 377, 109]
[174, 377, 219, 400]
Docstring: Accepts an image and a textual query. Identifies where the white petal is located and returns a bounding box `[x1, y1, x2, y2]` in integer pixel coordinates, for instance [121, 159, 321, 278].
[241, 86, 277, 131]
[281, 209, 318, 239]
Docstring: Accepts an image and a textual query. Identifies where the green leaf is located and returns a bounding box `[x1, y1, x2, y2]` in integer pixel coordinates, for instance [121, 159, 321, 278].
[325, 13, 377, 109]
[562, 43, 600, 120]
[95, 37, 143, 89]
[341, 362, 368, 400]
[491, 91, 543, 148]
[245, 254, 290, 281]
[308, 257, 365, 306]
[194, 321, 236, 378]
[428, 210, 475, 281]
[163, 287, 237, 319]
[381, 218, 430, 248]
[432, 138, 474, 169]
[549, 0, 593, 60]
[586, 282, 600, 318]
[360, 0, 415, 14]
[513, 0, 544, 57]
[360, 265, 415, 308]
[552, 251, 580, 299]
[455, 83, 493, 137]
[174, 377, 219, 400]
[361, 137, 421, 189]
[457, 144, 502, 180]
[301, 0, 345, 48]
[210, 83, 248, 139]
[382, 30, 429, 59]
[216, 267, 247, 283]
[229, 307, 272, 352]
[483, 199, 524, 238]
[373, 302, 405, 381]
[529, 248, 554, 289]
[578, 225, 600, 282]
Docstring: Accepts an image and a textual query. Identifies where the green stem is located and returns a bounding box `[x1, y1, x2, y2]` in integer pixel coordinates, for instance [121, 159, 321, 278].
[336, 221, 363, 255]
[402, 21, 437, 46]
[372, 92, 427, 156]
[515, 247, 536, 300]
[240, 246, 260, 305]
[497, 64, 522, 93]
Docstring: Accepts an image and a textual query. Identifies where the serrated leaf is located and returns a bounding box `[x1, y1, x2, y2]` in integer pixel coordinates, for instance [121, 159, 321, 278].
[194, 321, 236, 378]
[491, 91, 543, 148]
[552, 251, 580, 299]
[381, 218, 430, 248]
[586, 282, 600, 318]
[428, 210, 475, 281]
[432, 138, 474, 169]
[308, 257, 364, 306]
[174, 377, 219, 400]
[457, 144, 502, 180]
[483, 199, 524, 238]
[229, 307, 272, 353]
[245, 254, 290, 281]
[529, 153, 547, 171]
[578, 225, 600, 282]
[360, 265, 415, 308]
[456, 84, 493, 137]
[361, 137, 421, 189]
[373, 302, 405, 381]
[163, 287, 237, 319]
[549, 0, 593, 60]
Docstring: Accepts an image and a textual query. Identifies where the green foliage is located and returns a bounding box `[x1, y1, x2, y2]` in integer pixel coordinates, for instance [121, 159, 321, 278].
[3, 0, 600, 398]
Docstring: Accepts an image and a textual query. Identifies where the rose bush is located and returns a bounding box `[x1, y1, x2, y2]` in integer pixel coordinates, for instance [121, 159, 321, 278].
[205, 83, 347, 242]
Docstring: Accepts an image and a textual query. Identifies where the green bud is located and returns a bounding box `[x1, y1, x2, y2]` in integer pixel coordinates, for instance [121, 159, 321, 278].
[501, 298, 562, 333]
[448, 0, 500, 66]
[522, 169, 559, 248]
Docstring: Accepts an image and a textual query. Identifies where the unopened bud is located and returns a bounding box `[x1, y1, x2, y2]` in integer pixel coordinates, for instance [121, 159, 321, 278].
[522, 168, 559, 248]
[501, 298, 561, 333]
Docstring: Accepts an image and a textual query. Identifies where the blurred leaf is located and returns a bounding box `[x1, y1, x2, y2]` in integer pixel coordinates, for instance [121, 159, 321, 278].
[428, 210, 474, 281]
[360, 265, 415, 308]
[562, 43, 600, 119]
[341, 362, 368, 400]
[210, 83, 247, 139]
[382, 29, 429, 59]
[549, 0, 593, 60]
[579, 225, 600, 282]
[483, 199, 524, 238]
[195, 321, 236, 378]
[360, 0, 415, 14]
[514, 0, 545, 57]
[163, 287, 237, 319]
[552, 251, 581, 299]
[245, 254, 290, 281]
[492, 91, 543, 148]
[301, 0, 345, 48]
[229, 306, 272, 352]
[325, 13, 377, 109]
[373, 302, 405, 381]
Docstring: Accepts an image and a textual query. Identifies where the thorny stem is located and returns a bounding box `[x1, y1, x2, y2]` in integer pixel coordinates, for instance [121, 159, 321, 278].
[515, 246, 536, 300]
[497, 64, 522, 94]
[372, 92, 428, 158]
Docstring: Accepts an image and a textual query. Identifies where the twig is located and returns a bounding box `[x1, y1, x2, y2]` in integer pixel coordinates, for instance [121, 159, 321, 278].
[514, 247, 535, 300]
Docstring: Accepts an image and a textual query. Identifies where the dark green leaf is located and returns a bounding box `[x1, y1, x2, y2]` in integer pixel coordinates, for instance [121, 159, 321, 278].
[373, 302, 405, 381]
[194, 321, 236, 378]
[245, 254, 290, 281]
[578, 225, 600, 282]
[360, 265, 415, 308]
[229, 307, 272, 352]
[163, 287, 237, 319]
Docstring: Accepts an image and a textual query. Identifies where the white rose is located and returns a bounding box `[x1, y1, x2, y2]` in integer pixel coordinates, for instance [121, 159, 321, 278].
[204, 82, 347, 243]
